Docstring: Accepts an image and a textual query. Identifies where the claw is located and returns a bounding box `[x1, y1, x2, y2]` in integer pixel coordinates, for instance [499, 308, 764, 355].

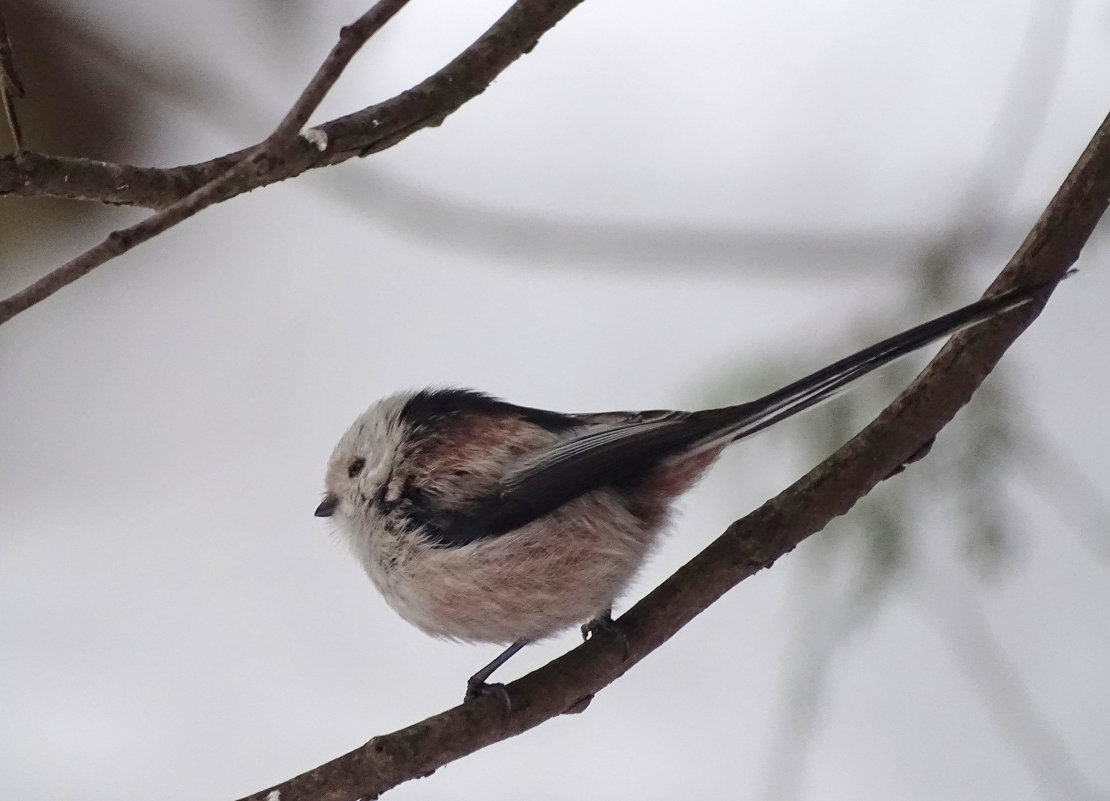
[581, 610, 630, 660]
[463, 638, 526, 712]
[465, 678, 512, 712]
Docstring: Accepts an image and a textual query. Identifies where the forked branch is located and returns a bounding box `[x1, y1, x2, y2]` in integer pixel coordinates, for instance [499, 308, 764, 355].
[0, 0, 586, 324]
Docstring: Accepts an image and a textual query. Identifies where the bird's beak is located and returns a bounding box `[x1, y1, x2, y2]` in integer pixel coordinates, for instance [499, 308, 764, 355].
[314, 494, 339, 518]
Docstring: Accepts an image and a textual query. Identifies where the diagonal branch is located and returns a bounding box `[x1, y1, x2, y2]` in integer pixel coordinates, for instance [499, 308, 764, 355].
[232, 110, 1110, 801]
[0, 0, 586, 325]
[0, 0, 413, 324]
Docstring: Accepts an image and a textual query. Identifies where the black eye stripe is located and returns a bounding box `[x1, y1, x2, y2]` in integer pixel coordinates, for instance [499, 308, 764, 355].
[348, 458, 366, 478]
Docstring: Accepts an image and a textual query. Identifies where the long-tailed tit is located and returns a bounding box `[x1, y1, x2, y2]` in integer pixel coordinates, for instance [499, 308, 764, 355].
[315, 280, 1057, 703]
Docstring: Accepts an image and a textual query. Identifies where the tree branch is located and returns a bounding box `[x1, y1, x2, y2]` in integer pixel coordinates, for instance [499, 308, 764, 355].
[0, 0, 586, 325]
[270, 0, 415, 143]
[232, 110, 1110, 801]
[0, 0, 586, 208]
[0, 0, 411, 324]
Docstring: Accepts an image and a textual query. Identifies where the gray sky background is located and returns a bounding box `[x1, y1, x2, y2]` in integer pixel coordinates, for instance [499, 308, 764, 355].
[2, 1, 1109, 800]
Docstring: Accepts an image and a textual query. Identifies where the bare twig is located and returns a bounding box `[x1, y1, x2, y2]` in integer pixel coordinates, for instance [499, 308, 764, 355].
[0, 0, 585, 325]
[0, 0, 585, 208]
[269, 0, 413, 142]
[230, 110, 1110, 801]
[0, 0, 416, 325]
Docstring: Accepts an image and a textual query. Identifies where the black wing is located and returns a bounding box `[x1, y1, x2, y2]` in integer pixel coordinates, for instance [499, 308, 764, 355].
[432, 410, 727, 546]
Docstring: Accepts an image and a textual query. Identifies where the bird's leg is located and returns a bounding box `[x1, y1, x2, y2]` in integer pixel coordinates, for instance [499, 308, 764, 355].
[465, 639, 528, 710]
[581, 608, 630, 659]
[559, 609, 631, 715]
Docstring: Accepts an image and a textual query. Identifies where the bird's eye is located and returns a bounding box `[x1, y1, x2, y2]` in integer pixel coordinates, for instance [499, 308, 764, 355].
[347, 458, 366, 478]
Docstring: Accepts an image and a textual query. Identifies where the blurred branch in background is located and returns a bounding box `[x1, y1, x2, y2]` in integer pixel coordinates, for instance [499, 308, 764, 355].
[729, 0, 1107, 797]
[321, 166, 1028, 276]
[1016, 430, 1110, 563]
[753, 369, 1110, 800]
[941, 0, 1079, 255]
[912, 558, 1104, 801]
[0, 4, 25, 151]
[310, 0, 1078, 284]
[758, 519, 887, 801]
[0, 0, 153, 296]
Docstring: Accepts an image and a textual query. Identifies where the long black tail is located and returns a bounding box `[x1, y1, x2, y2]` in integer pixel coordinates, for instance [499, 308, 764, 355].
[700, 274, 1069, 449]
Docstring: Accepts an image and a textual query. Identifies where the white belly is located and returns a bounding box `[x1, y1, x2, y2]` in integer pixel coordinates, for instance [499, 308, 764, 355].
[349, 488, 664, 644]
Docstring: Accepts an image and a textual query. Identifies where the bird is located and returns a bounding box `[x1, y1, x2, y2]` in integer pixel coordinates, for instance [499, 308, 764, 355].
[314, 279, 1058, 705]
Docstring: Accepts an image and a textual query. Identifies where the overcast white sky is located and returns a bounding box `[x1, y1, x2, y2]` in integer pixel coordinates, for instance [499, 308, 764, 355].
[2, 1, 1109, 800]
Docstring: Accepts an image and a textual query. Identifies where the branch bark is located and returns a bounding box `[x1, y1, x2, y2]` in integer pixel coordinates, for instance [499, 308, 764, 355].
[230, 110, 1110, 801]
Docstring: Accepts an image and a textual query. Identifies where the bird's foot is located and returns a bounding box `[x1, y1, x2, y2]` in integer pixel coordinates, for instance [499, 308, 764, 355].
[581, 610, 630, 660]
[463, 639, 526, 712]
[464, 678, 512, 713]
